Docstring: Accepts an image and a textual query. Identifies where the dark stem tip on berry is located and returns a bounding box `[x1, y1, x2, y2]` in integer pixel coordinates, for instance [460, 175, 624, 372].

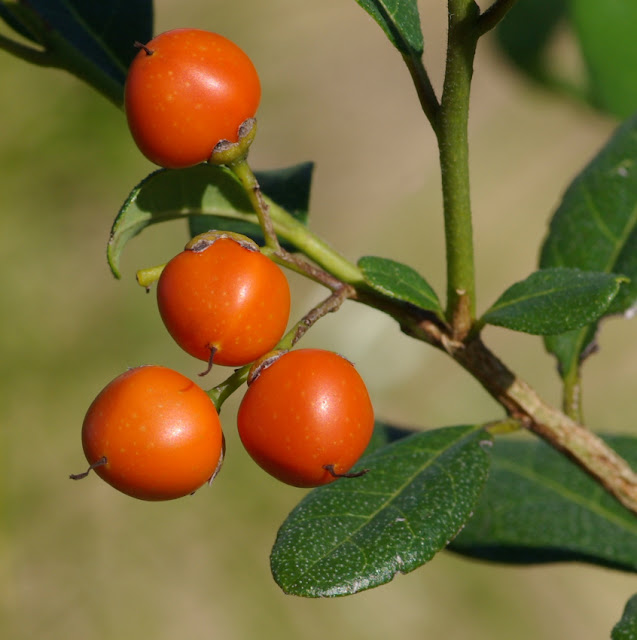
[69, 456, 108, 480]
[323, 464, 369, 479]
[133, 41, 154, 56]
[198, 346, 218, 377]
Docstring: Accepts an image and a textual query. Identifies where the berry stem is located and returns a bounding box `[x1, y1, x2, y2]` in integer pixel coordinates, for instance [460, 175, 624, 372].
[136, 263, 165, 289]
[133, 41, 154, 56]
[228, 158, 282, 252]
[198, 346, 218, 378]
[262, 203, 366, 286]
[208, 287, 354, 410]
[284, 286, 355, 349]
[323, 464, 370, 479]
[69, 456, 107, 480]
[228, 156, 365, 291]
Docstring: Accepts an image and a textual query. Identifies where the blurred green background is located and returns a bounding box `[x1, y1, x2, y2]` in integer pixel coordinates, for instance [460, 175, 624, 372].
[2, 1, 636, 638]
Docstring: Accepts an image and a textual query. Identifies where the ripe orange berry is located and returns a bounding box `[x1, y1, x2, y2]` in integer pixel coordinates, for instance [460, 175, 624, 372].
[156, 233, 291, 367]
[78, 365, 224, 500]
[237, 349, 375, 487]
[125, 28, 261, 168]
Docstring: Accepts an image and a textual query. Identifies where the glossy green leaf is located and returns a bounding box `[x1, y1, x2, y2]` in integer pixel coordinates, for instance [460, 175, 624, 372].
[570, 0, 637, 118]
[108, 165, 250, 277]
[495, 0, 567, 84]
[449, 435, 637, 572]
[481, 268, 625, 335]
[354, 0, 423, 57]
[108, 163, 312, 277]
[0, 0, 152, 105]
[0, 2, 37, 42]
[362, 421, 418, 457]
[540, 113, 637, 377]
[271, 424, 492, 597]
[358, 256, 443, 317]
[612, 594, 637, 640]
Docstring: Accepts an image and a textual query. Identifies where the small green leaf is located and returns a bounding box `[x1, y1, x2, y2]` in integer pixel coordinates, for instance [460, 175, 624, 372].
[612, 594, 637, 640]
[358, 256, 443, 317]
[481, 268, 625, 335]
[270, 424, 492, 597]
[570, 0, 637, 118]
[449, 435, 637, 572]
[540, 113, 637, 376]
[354, 0, 423, 57]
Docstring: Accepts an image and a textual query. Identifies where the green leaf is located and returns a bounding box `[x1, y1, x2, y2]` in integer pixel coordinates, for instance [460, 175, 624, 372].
[0, 3, 38, 42]
[358, 256, 443, 317]
[543, 325, 597, 380]
[480, 268, 625, 335]
[495, 0, 567, 84]
[612, 594, 637, 640]
[354, 0, 423, 57]
[362, 420, 418, 457]
[108, 165, 250, 277]
[449, 435, 637, 572]
[270, 424, 492, 597]
[570, 0, 637, 118]
[255, 162, 313, 221]
[189, 162, 313, 244]
[108, 163, 312, 277]
[540, 113, 637, 376]
[0, 0, 153, 106]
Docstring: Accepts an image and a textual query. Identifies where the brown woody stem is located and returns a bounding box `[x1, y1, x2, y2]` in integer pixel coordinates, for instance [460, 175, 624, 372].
[398, 309, 637, 514]
[453, 339, 637, 513]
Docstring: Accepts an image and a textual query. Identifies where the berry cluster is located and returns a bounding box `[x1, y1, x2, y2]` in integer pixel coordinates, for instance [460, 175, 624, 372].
[72, 29, 374, 500]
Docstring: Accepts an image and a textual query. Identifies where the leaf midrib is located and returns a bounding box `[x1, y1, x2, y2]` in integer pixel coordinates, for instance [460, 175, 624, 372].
[283, 425, 486, 588]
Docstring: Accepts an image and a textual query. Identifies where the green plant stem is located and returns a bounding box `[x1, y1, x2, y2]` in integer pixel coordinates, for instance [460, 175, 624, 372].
[222, 159, 365, 288]
[484, 417, 522, 436]
[403, 54, 440, 131]
[208, 366, 250, 412]
[476, 0, 520, 36]
[562, 368, 584, 424]
[270, 204, 365, 285]
[228, 158, 281, 252]
[436, 0, 480, 338]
